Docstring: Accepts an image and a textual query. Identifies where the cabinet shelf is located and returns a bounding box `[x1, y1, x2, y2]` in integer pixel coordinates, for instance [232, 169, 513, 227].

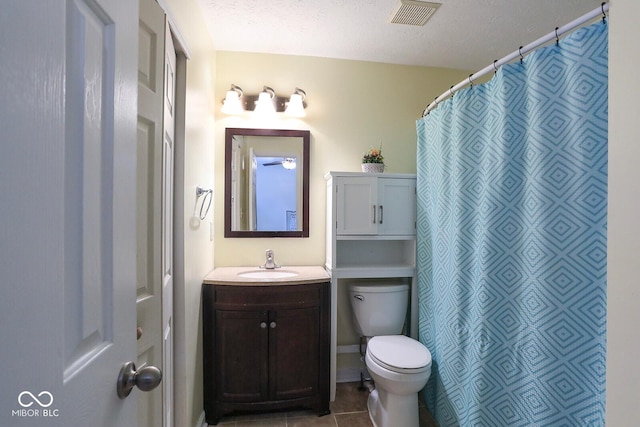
[335, 234, 415, 241]
[326, 265, 415, 279]
[333, 239, 415, 269]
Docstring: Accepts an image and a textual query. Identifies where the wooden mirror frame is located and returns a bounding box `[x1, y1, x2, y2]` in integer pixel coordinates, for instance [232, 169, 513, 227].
[224, 128, 310, 238]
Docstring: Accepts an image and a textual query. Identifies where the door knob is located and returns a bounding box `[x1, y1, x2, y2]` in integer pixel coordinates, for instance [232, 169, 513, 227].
[117, 361, 162, 399]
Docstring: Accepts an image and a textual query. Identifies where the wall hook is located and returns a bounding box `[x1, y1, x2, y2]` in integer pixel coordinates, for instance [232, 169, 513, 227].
[196, 186, 211, 198]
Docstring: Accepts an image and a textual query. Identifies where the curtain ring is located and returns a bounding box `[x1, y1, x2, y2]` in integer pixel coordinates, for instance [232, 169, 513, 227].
[468, 74, 474, 87]
[555, 27, 560, 45]
[449, 85, 455, 98]
[519, 46, 524, 64]
[601, 2, 607, 23]
[434, 96, 439, 106]
[493, 60, 498, 74]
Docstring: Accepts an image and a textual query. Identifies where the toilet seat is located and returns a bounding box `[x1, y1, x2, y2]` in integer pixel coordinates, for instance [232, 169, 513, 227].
[367, 335, 432, 374]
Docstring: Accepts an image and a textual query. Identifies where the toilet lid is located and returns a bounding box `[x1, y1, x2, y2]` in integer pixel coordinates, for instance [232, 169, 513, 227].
[368, 335, 431, 373]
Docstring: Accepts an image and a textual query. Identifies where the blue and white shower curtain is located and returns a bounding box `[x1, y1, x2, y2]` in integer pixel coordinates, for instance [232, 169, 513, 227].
[416, 21, 607, 426]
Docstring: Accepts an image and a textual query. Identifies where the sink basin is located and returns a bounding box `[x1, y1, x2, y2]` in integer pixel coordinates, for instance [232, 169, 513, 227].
[237, 270, 299, 279]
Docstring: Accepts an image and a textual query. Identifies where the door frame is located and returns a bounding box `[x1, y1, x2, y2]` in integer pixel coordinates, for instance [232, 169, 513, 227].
[159, 17, 189, 427]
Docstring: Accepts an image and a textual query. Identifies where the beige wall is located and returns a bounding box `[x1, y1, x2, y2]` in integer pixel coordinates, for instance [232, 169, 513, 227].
[213, 52, 470, 267]
[163, 0, 215, 426]
[607, 0, 640, 424]
[212, 55, 470, 378]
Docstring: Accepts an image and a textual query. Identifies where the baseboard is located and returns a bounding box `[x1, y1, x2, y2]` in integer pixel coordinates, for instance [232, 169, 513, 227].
[337, 343, 367, 383]
[337, 344, 361, 354]
[196, 411, 206, 427]
[337, 366, 370, 383]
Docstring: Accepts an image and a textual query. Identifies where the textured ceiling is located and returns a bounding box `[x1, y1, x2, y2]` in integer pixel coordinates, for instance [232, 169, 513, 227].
[196, 0, 604, 71]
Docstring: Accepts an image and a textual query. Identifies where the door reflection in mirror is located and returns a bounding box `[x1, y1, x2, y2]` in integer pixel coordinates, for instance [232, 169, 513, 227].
[254, 156, 297, 231]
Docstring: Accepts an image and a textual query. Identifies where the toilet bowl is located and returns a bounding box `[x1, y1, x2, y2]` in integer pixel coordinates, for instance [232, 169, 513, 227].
[365, 335, 431, 427]
[348, 283, 432, 427]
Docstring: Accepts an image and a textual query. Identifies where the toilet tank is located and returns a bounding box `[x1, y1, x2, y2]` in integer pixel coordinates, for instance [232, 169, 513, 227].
[349, 282, 409, 337]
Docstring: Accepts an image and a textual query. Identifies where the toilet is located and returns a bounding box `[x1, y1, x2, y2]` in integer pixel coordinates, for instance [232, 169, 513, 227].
[349, 282, 432, 427]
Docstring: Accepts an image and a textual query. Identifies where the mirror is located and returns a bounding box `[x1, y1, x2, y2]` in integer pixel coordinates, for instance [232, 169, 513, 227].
[225, 128, 310, 238]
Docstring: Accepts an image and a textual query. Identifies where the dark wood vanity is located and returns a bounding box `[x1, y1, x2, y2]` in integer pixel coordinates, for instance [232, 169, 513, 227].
[202, 279, 331, 425]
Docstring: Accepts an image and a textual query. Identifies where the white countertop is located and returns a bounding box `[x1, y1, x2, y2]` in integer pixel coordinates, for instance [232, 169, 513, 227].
[203, 266, 330, 286]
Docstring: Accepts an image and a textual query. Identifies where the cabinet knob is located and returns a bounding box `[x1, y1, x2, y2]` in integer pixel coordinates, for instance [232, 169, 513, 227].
[270, 321, 277, 329]
[260, 322, 267, 329]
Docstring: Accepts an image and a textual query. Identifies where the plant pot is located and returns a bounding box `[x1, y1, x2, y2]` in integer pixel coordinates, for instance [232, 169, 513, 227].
[361, 163, 385, 173]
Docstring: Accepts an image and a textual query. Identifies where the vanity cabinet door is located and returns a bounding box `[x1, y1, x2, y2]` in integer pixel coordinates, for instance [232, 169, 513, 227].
[215, 309, 269, 402]
[270, 306, 320, 401]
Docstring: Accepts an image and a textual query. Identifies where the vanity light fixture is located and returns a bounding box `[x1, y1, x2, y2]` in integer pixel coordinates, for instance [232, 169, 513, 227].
[253, 86, 277, 116]
[285, 88, 307, 118]
[221, 84, 244, 115]
[220, 84, 308, 117]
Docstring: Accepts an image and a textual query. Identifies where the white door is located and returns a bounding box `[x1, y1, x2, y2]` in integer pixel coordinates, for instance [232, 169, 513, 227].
[230, 135, 243, 230]
[249, 147, 258, 231]
[162, 19, 177, 427]
[137, 0, 166, 425]
[0, 0, 154, 426]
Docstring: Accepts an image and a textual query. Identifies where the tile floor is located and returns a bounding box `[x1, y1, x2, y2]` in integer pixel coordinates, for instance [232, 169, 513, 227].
[210, 382, 439, 426]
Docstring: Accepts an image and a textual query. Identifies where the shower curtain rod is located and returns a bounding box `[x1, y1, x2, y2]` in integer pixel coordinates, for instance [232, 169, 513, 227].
[423, 2, 609, 116]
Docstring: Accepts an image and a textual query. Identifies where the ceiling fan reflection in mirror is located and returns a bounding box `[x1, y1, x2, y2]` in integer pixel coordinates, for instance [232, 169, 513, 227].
[263, 157, 296, 169]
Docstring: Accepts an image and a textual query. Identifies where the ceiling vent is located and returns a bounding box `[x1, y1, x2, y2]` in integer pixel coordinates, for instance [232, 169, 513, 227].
[389, 0, 441, 26]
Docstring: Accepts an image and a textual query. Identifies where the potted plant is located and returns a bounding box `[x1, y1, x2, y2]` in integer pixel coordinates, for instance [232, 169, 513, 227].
[361, 146, 385, 173]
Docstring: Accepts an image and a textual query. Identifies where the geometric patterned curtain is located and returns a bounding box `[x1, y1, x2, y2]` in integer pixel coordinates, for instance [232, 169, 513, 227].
[416, 20, 607, 426]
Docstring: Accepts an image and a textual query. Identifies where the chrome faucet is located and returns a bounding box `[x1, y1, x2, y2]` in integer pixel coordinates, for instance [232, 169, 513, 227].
[260, 249, 280, 269]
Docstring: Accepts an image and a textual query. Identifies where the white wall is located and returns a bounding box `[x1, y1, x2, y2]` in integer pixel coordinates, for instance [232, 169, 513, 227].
[607, 0, 640, 423]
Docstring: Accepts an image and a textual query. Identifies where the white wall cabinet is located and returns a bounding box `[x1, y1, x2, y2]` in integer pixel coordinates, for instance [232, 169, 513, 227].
[335, 175, 416, 236]
[324, 172, 417, 400]
[326, 172, 417, 273]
